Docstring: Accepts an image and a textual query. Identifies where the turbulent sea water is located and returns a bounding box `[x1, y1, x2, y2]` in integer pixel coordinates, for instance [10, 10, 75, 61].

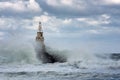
[0, 42, 120, 80]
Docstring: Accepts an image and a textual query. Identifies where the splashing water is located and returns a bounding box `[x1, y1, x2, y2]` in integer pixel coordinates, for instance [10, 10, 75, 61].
[35, 41, 67, 63]
[0, 38, 120, 80]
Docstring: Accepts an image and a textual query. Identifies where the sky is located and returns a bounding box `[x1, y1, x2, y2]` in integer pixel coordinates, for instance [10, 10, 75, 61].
[0, 0, 120, 53]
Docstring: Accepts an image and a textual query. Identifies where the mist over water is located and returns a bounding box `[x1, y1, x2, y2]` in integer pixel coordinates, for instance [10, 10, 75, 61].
[34, 41, 67, 63]
[0, 30, 119, 80]
[0, 35, 68, 64]
[0, 35, 120, 80]
[0, 37, 119, 66]
[0, 41, 37, 64]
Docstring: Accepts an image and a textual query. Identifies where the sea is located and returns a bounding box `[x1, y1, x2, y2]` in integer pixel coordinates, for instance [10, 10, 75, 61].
[0, 42, 120, 80]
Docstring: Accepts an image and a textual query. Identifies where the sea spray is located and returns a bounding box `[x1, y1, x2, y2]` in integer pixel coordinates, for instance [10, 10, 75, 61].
[35, 41, 67, 63]
[0, 41, 38, 64]
[35, 22, 67, 63]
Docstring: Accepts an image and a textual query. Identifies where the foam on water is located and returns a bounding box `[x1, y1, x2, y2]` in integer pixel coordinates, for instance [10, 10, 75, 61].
[0, 38, 120, 80]
[0, 61, 120, 80]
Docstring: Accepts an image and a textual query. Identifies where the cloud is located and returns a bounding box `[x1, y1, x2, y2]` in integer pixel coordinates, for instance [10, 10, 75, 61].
[0, 12, 120, 52]
[0, 0, 42, 18]
[0, 11, 120, 40]
[0, 0, 41, 12]
[103, 0, 120, 5]
[28, 0, 41, 12]
[36, 0, 88, 17]
[0, 31, 4, 40]
[0, 32, 4, 36]
[30, 14, 120, 38]
[0, 0, 120, 18]
[0, 0, 120, 53]
[35, 0, 120, 18]
[46, 0, 85, 10]
[63, 19, 72, 24]
[77, 14, 111, 26]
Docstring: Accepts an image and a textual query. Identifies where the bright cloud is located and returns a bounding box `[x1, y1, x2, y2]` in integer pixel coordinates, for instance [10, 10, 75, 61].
[63, 19, 72, 24]
[61, 0, 73, 6]
[103, 0, 120, 4]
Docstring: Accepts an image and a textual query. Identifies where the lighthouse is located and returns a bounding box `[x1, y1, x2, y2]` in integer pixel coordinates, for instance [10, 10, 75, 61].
[35, 22, 66, 63]
[36, 22, 45, 51]
[36, 22, 44, 41]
